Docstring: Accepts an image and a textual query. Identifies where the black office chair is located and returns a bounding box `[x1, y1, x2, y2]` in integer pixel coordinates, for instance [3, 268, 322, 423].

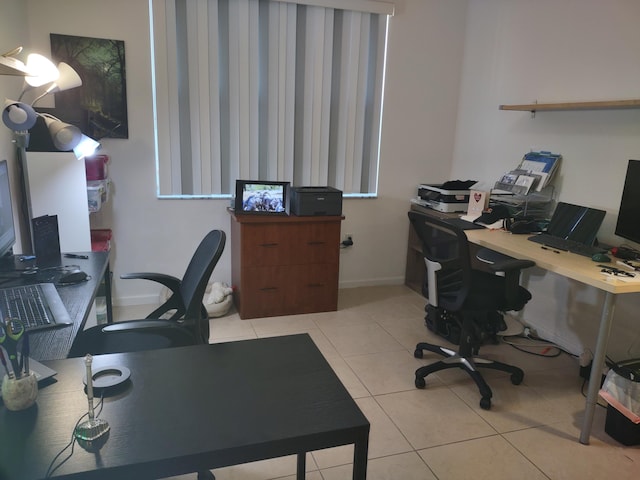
[408, 211, 535, 410]
[68, 229, 226, 357]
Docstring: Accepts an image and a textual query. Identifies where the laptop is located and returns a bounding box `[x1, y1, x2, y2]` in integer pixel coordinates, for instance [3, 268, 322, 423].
[527, 202, 607, 256]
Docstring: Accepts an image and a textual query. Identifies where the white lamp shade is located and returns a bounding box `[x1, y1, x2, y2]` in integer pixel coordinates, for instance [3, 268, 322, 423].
[43, 115, 82, 151]
[2, 99, 38, 131]
[73, 135, 101, 159]
[24, 53, 59, 87]
[47, 62, 82, 93]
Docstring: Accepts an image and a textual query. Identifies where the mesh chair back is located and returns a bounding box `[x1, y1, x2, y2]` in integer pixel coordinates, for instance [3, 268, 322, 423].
[408, 211, 472, 312]
[179, 230, 226, 341]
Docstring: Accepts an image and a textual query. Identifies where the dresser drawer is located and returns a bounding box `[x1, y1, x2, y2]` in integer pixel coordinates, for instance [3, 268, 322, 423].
[239, 264, 338, 318]
[241, 223, 339, 266]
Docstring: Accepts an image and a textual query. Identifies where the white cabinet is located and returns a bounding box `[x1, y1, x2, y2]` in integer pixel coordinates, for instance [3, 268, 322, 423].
[24, 152, 91, 252]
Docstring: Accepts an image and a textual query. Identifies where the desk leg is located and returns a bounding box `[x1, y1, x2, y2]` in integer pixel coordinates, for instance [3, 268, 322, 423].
[104, 261, 113, 324]
[580, 291, 616, 445]
[296, 452, 306, 479]
[352, 434, 369, 480]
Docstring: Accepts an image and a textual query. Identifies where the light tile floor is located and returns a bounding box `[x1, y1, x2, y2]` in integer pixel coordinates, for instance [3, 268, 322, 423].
[115, 285, 640, 480]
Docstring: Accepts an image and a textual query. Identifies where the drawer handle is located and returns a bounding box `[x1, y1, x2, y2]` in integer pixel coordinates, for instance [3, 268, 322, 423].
[259, 243, 279, 247]
[307, 241, 326, 246]
[260, 286, 279, 291]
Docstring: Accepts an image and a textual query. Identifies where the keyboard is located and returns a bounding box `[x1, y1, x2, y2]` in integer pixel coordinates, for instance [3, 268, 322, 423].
[527, 233, 607, 258]
[0, 283, 72, 331]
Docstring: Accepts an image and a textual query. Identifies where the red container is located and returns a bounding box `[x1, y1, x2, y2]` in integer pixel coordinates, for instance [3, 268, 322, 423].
[85, 154, 109, 181]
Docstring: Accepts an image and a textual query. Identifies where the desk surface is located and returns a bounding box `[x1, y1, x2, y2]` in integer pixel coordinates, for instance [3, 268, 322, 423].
[466, 229, 640, 295]
[0, 252, 110, 361]
[0, 334, 370, 480]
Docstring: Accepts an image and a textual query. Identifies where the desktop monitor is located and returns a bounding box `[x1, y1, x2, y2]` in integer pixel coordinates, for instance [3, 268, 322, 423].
[615, 160, 640, 245]
[234, 180, 290, 214]
[0, 160, 16, 259]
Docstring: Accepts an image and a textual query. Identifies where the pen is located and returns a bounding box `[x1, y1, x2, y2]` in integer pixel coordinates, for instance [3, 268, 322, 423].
[541, 246, 561, 254]
[64, 253, 89, 259]
[22, 332, 29, 376]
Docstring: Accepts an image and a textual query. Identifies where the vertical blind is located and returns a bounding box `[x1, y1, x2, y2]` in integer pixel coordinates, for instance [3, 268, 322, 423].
[151, 0, 391, 197]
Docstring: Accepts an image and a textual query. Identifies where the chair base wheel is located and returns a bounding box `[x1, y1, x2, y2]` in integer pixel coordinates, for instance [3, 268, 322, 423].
[414, 348, 423, 359]
[415, 376, 426, 389]
[511, 371, 524, 385]
[480, 396, 491, 410]
[197, 471, 215, 480]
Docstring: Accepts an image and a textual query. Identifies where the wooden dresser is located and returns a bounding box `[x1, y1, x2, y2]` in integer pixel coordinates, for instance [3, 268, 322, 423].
[230, 212, 343, 319]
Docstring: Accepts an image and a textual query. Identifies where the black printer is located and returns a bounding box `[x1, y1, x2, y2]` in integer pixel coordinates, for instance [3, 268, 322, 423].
[290, 186, 343, 216]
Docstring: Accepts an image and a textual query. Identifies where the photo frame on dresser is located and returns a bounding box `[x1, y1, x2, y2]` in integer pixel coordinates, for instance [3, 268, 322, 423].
[234, 180, 290, 215]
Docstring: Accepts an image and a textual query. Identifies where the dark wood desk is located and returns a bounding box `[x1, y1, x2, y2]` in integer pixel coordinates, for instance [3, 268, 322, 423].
[0, 334, 370, 480]
[0, 251, 112, 360]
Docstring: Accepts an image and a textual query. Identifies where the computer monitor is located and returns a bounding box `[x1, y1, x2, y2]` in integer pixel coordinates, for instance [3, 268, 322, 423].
[0, 160, 16, 259]
[615, 160, 640, 245]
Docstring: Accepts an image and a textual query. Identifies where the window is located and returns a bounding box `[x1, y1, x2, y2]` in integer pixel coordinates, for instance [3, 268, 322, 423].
[150, 0, 393, 198]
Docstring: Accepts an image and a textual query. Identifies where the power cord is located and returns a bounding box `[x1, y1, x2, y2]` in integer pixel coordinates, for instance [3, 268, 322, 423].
[44, 393, 105, 478]
[340, 236, 354, 248]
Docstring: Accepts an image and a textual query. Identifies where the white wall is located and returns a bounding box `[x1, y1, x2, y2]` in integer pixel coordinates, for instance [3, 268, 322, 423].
[13, 0, 468, 305]
[452, 0, 640, 359]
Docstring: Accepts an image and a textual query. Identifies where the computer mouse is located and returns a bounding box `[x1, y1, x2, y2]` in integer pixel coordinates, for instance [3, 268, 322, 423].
[591, 253, 611, 263]
[59, 269, 90, 285]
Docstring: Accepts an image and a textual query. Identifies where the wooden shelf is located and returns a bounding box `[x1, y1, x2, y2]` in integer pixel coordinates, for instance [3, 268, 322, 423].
[499, 99, 640, 113]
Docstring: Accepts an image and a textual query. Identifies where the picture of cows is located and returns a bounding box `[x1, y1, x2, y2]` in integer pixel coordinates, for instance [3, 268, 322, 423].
[242, 185, 285, 212]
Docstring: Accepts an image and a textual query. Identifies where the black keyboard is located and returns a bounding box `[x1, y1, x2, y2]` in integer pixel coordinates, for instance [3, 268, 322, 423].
[527, 233, 606, 258]
[0, 284, 66, 331]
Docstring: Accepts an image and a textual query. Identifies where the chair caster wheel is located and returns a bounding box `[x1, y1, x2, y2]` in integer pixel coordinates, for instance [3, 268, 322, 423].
[480, 397, 491, 410]
[414, 349, 423, 359]
[197, 471, 215, 480]
[511, 371, 524, 385]
[415, 377, 426, 389]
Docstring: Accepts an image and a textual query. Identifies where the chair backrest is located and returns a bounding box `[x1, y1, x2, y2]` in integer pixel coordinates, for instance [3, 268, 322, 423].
[408, 211, 472, 312]
[180, 229, 226, 342]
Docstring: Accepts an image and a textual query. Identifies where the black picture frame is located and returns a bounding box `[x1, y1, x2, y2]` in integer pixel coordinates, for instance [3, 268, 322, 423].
[234, 180, 290, 215]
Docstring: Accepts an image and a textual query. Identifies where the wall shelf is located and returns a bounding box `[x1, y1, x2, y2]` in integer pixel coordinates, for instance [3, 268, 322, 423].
[499, 99, 640, 113]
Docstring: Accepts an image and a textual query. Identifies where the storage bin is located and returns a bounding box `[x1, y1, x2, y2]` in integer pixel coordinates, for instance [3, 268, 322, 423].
[85, 154, 109, 181]
[605, 404, 640, 445]
[600, 360, 640, 445]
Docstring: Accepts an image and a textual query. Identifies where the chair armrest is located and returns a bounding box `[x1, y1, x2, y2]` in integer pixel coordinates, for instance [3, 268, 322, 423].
[120, 272, 181, 291]
[102, 319, 186, 333]
[488, 259, 535, 273]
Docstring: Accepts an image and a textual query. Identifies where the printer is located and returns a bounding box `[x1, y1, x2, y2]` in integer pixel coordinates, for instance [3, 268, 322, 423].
[415, 183, 473, 213]
[290, 186, 343, 216]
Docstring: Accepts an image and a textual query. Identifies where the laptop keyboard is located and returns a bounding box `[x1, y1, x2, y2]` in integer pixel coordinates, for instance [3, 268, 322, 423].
[528, 233, 606, 258]
[0, 284, 56, 331]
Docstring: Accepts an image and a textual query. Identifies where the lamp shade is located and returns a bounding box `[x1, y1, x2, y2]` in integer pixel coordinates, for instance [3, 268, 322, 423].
[42, 115, 82, 151]
[73, 134, 101, 159]
[50, 62, 82, 92]
[24, 53, 59, 87]
[2, 99, 37, 131]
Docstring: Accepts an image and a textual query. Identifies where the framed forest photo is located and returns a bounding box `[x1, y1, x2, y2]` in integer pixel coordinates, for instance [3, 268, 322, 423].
[49, 33, 129, 139]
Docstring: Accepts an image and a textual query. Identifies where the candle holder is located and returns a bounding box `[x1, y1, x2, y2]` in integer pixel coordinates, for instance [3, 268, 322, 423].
[74, 355, 110, 441]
